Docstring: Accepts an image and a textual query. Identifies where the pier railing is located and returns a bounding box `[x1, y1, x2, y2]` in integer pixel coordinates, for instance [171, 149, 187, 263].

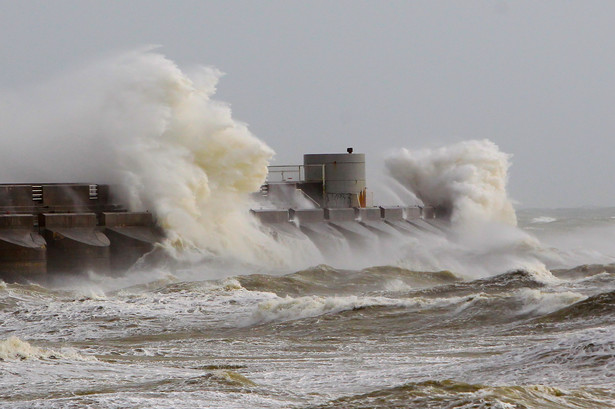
[266, 164, 326, 183]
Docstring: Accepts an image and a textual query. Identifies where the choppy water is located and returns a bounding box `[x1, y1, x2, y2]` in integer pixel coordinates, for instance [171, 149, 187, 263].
[1, 209, 615, 408]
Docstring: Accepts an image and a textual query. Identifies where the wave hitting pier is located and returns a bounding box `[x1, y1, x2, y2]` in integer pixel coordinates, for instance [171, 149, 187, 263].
[253, 149, 443, 257]
[0, 184, 160, 282]
[0, 151, 444, 282]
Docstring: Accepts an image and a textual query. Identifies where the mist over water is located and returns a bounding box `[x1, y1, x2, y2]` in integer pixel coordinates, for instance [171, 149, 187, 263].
[386, 139, 516, 225]
[2, 50, 615, 278]
[2, 52, 615, 408]
[0, 50, 317, 267]
[0, 50, 535, 276]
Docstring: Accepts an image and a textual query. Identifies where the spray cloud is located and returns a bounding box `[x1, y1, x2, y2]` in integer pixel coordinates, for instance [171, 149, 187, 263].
[385, 139, 517, 225]
[0, 49, 319, 267]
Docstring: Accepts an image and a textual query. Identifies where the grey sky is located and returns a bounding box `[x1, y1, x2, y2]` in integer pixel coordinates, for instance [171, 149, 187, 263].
[1, 1, 614, 208]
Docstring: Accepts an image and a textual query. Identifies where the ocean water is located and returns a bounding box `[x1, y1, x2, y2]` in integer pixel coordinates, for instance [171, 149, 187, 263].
[1, 207, 614, 409]
[1, 51, 614, 408]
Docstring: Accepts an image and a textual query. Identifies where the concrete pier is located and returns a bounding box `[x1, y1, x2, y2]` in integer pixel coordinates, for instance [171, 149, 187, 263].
[103, 212, 159, 271]
[405, 207, 422, 219]
[287, 208, 347, 258]
[0, 177, 445, 281]
[250, 209, 290, 224]
[289, 208, 325, 224]
[422, 206, 436, 219]
[0, 214, 46, 280]
[40, 213, 111, 274]
[250, 209, 305, 239]
[355, 207, 381, 221]
[356, 207, 400, 237]
[0, 184, 162, 281]
[380, 207, 404, 221]
[325, 208, 377, 245]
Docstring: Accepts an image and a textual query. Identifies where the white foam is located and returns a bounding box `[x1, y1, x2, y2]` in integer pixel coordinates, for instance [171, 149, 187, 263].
[0, 337, 96, 361]
[245, 293, 467, 325]
[531, 216, 557, 224]
[386, 139, 516, 225]
[0, 49, 322, 269]
[513, 288, 586, 316]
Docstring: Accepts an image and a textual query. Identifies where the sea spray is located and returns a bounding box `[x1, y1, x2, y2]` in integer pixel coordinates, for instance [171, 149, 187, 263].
[0, 336, 96, 361]
[382, 140, 561, 277]
[386, 139, 516, 225]
[0, 49, 320, 268]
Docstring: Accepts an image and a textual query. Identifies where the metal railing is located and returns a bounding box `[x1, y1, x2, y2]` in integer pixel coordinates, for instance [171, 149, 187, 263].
[32, 185, 43, 202]
[266, 164, 326, 183]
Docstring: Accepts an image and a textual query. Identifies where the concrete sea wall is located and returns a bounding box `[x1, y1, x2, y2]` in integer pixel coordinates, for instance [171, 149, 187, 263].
[0, 184, 159, 282]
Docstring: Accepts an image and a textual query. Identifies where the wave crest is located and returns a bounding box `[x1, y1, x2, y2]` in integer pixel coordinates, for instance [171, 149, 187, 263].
[386, 139, 516, 225]
[0, 337, 96, 361]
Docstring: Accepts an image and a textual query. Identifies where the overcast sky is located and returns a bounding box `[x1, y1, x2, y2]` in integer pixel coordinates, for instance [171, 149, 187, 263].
[1, 1, 614, 208]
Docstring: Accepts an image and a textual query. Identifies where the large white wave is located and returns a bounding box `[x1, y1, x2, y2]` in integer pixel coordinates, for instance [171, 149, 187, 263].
[382, 140, 559, 278]
[0, 49, 316, 267]
[2, 52, 596, 277]
[385, 139, 516, 225]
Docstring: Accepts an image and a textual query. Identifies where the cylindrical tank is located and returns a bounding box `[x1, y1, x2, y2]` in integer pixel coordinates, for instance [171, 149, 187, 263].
[304, 153, 366, 207]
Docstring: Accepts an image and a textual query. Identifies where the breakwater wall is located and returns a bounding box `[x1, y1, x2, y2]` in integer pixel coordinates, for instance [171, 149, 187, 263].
[250, 205, 443, 258]
[0, 183, 443, 282]
[0, 184, 159, 281]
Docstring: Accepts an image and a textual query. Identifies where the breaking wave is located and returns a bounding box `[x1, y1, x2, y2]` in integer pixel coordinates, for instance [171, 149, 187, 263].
[236, 264, 460, 297]
[0, 337, 96, 361]
[0, 49, 322, 268]
[540, 290, 615, 322]
[386, 139, 516, 225]
[532, 216, 558, 224]
[3, 49, 613, 280]
[316, 379, 614, 409]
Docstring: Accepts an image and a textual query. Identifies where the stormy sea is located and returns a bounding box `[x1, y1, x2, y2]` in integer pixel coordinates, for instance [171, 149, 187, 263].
[1, 51, 614, 408]
[1, 207, 615, 408]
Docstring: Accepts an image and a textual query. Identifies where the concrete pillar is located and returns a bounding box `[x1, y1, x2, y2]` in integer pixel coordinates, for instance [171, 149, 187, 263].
[355, 207, 381, 221]
[102, 212, 159, 272]
[324, 208, 356, 222]
[289, 208, 325, 223]
[40, 213, 110, 274]
[404, 207, 422, 220]
[379, 207, 404, 221]
[422, 206, 436, 219]
[250, 209, 290, 224]
[0, 214, 46, 281]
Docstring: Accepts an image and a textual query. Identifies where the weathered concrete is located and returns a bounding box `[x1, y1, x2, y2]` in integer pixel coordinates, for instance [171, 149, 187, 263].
[295, 222, 347, 260]
[40, 213, 110, 274]
[0, 183, 123, 215]
[327, 220, 378, 249]
[42, 185, 90, 207]
[404, 207, 422, 220]
[41, 213, 99, 228]
[0, 214, 46, 280]
[249, 210, 304, 240]
[360, 220, 401, 237]
[406, 219, 443, 235]
[355, 207, 398, 237]
[324, 208, 376, 248]
[422, 206, 436, 219]
[250, 209, 290, 224]
[380, 206, 404, 221]
[303, 153, 366, 208]
[0, 185, 33, 208]
[102, 212, 154, 227]
[103, 212, 159, 271]
[0, 214, 35, 229]
[289, 208, 325, 223]
[325, 208, 356, 222]
[356, 207, 381, 221]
